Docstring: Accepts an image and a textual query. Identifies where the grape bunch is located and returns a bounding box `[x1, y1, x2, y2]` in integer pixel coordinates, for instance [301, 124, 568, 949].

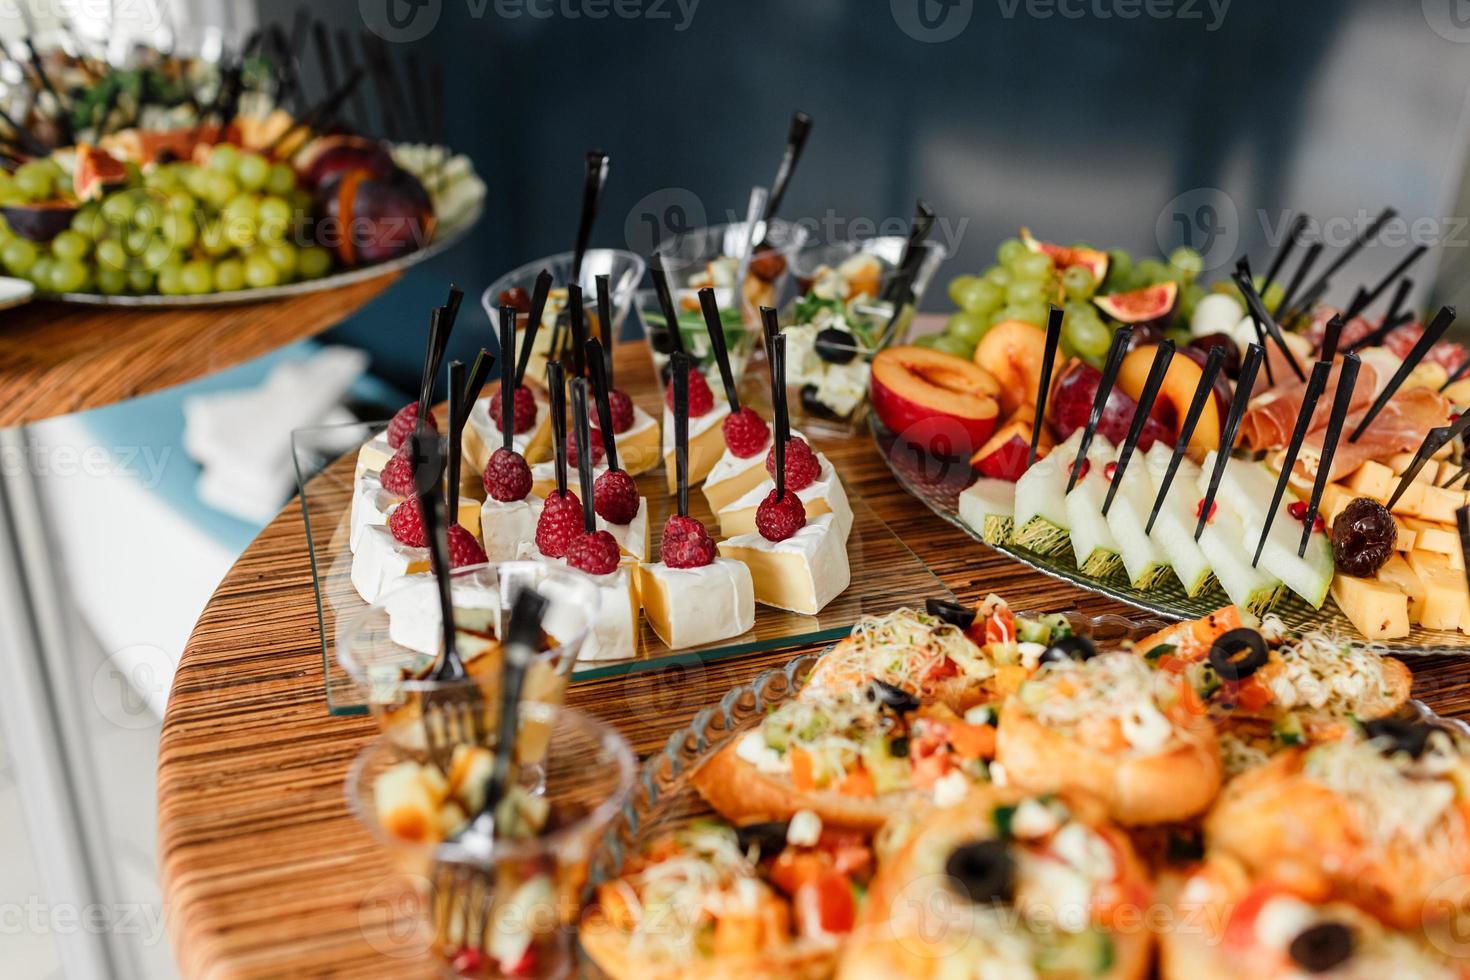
[0, 145, 334, 296]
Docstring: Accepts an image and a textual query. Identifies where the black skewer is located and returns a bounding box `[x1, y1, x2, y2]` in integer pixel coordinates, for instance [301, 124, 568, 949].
[1102, 341, 1174, 517]
[1441, 353, 1470, 393]
[760, 110, 812, 231]
[498, 306, 518, 453]
[24, 38, 72, 145]
[699, 287, 740, 414]
[1146, 345, 1226, 535]
[408, 432, 455, 663]
[571, 380, 598, 535]
[1253, 360, 1331, 567]
[513, 270, 554, 388]
[671, 351, 691, 517]
[1347, 277, 1415, 353]
[1294, 207, 1396, 309]
[265, 66, 364, 154]
[1319, 315, 1345, 363]
[1195, 344, 1266, 541]
[586, 339, 621, 473]
[446, 360, 466, 526]
[572, 151, 610, 282]
[1387, 413, 1470, 508]
[415, 307, 448, 437]
[567, 283, 588, 378]
[1341, 245, 1428, 322]
[1441, 460, 1470, 491]
[458, 348, 495, 425]
[595, 274, 616, 387]
[649, 254, 687, 355]
[1298, 353, 1360, 556]
[547, 361, 568, 499]
[1068, 327, 1134, 494]
[1235, 264, 1305, 382]
[882, 200, 937, 307]
[1273, 241, 1323, 320]
[334, 30, 370, 130]
[357, 31, 401, 139]
[1260, 214, 1309, 295]
[312, 22, 342, 124]
[1030, 305, 1064, 467]
[771, 334, 789, 502]
[1349, 305, 1456, 442]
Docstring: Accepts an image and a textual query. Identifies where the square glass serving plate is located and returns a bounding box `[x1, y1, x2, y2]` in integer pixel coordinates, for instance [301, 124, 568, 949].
[293, 419, 950, 716]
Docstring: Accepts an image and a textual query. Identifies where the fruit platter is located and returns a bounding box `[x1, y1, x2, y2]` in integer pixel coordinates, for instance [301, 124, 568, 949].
[0, 28, 483, 305]
[868, 216, 1470, 651]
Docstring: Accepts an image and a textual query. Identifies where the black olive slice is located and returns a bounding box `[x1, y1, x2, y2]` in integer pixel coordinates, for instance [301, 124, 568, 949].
[1208, 628, 1269, 681]
[866, 679, 919, 714]
[1038, 634, 1096, 666]
[1288, 921, 1355, 973]
[925, 598, 976, 630]
[1361, 718, 1434, 759]
[945, 839, 1015, 905]
[734, 821, 790, 857]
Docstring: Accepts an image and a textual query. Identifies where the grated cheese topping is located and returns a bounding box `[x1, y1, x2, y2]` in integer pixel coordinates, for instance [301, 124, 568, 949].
[1262, 624, 1393, 715]
[1021, 653, 1190, 754]
[1302, 733, 1469, 849]
[803, 607, 992, 702]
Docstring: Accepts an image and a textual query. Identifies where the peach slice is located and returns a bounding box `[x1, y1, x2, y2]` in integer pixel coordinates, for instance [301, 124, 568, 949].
[974, 320, 1052, 417]
[871, 346, 1000, 457]
[1117, 344, 1225, 454]
[969, 405, 1053, 481]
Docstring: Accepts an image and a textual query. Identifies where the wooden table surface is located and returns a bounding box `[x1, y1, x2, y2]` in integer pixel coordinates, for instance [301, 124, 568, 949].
[0, 275, 395, 428]
[158, 339, 1470, 978]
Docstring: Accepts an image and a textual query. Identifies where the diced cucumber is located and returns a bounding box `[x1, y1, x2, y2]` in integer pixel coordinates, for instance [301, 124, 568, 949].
[1015, 616, 1052, 645]
[1065, 435, 1124, 579]
[1143, 444, 1216, 596]
[958, 477, 1016, 546]
[860, 738, 912, 795]
[1195, 498, 1286, 617]
[1273, 712, 1306, 747]
[1105, 451, 1174, 589]
[1014, 431, 1083, 556]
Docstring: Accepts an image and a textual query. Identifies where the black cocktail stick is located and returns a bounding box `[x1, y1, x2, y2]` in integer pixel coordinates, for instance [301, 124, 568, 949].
[1298, 353, 1360, 557]
[572, 151, 610, 282]
[1319, 315, 1345, 363]
[457, 348, 495, 433]
[1440, 460, 1470, 491]
[771, 334, 789, 502]
[1235, 266, 1305, 382]
[1347, 277, 1414, 353]
[1441, 353, 1470, 393]
[585, 339, 621, 473]
[1030, 305, 1064, 467]
[1295, 207, 1395, 307]
[1387, 412, 1470, 508]
[1349, 305, 1456, 442]
[408, 431, 455, 665]
[546, 361, 568, 499]
[570, 379, 598, 534]
[1102, 341, 1174, 517]
[649, 254, 687, 355]
[698, 287, 741, 414]
[1147, 345, 1226, 535]
[415, 307, 446, 436]
[567, 283, 588, 378]
[1253, 360, 1331, 567]
[1261, 214, 1309, 294]
[1342, 244, 1428, 322]
[1068, 326, 1134, 493]
[312, 21, 341, 121]
[761, 110, 812, 227]
[882, 200, 937, 307]
[671, 351, 691, 517]
[442, 282, 464, 332]
[446, 360, 466, 525]
[1273, 241, 1323, 319]
[1196, 344, 1266, 541]
[25, 38, 72, 145]
[873, 251, 925, 353]
[595, 274, 616, 386]
[513, 270, 554, 387]
[498, 305, 517, 453]
[0, 103, 47, 156]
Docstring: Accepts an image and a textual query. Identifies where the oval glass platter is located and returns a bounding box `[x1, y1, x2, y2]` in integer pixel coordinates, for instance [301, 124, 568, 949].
[870, 416, 1470, 654]
[32, 198, 482, 308]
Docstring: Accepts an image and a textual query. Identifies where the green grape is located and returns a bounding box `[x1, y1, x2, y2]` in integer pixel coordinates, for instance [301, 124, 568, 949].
[945, 310, 991, 347]
[297, 246, 333, 279]
[987, 308, 1010, 328]
[131, 197, 165, 232]
[1065, 313, 1112, 360]
[96, 266, 128, 295]
[1005, 278, 1045, 306]
[1169, 246, 1203, 281]
[124, 228, 154, 255]
[71, 203, 101, 236]
[198, 219, 233, 258]
[161, 209, 197, 251]
[202, 172, 239, 209]
[183, 167, 212, 199]
[1061, 265, 1095, 301]
[29, 255, 54, 287]
[983, 266, 1011, 289]
[1165, 326, 1191, 347]
[0, 215, 11, 244]
[996, 238, 1027, 268]
[126, 267, 154, 293]
[144, 165, 179, 193]
[222, 196, 258, 249]
[2, 237, 38, 275]
[142, 237, 174, 271]
[1136, 258, 1169, 284]
[156, 261, 185, 296]
[122, 161, 143, 189]
[264, 241, 298, 279]
[244, 252, 280, 288]
[13, 161, 53, 200]
[99, 192, 135, 224]
[912, 333, 941, 350]
[1261, 281, 1285, 312]
[948, 274, 979, 307]
[950, 276, 998, 315]
[236, 153, 271, 192]
[180, 259, 214, 295]
[256, 196, 292, 237]
[265, 162, 296, 196]
[930, 332, 976, 358]
[0, 170, 13, 196]
[1104, 250, 1133, 291]
[1179, 283, 1206, 321]
[166, 190, 195, 214]
[48, 257, 89, 293]
[206, 144, 239, 174]
[96, 238, 127, 271]
[213, 257, 246, 292]
[51, 230, 88, 262]
[1002, 302, 1047, 326]
[1013, 252, 1054, 281]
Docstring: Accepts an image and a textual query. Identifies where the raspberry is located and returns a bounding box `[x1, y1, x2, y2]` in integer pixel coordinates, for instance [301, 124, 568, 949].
[722, 407, 770, 459]
[380, 446, 422, 498]
[765, 437, 822, 491]
[489, 384, 538, 435]
[447, 523, 487, 567]
[388, 498, 425, 546]
[566, 427, 605, 470]
[756, 489, 807, 542]
[536, 490, 583, 558]
[566, 529, 621, 575]
[594, 469, 640, 524]
[605, 388, 635, 433]
[660, 514, 716, 568]
[665, 366, 715, 416]
[386, 402, 437, 450]
[483, 447, 532, 502]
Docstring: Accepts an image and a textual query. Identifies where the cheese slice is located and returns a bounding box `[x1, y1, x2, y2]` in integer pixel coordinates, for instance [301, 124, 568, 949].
[702, 431, 774, 514]
[662, 404, 731, 492]
[637, 558, 755, 649]
[1344, 460, 1394, 500]
[1330, 574, 1409, 641]
[1405, 550, 1465, 630]
[1416, 484, 1462, 525]
[1377, 553, 1427, 623]
[717, 514, 850, 615]
[717, 455, 851, 541]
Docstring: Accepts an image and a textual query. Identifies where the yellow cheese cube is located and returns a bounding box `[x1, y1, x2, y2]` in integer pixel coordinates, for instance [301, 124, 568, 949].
[1320, 484, 1350, 526]
[1345, 460, 1394, 500]
[1395, 520, 1417, 552]
[1390, 481, 1427, 518]
[1406, 550, 1465, 630]
[1418, 485, 1462, 525]
[1378, 554, 1426, 623]
[1330, 574, 1410, 640]
[1405, 518, 1456, 557]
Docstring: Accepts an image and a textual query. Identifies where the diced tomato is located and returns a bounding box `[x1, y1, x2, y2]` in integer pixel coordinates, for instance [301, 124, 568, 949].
[769, 850, 828, 896]
[910, 751, 954, 789]
[985, 607, 1016, 646]
[1234, 678, 1273, 712]
[794, 871, 856, 938]
[925, 656, 959, 682]
[835, 765, 875, 798]
[1223, 883, 1294, 949]
[945, 721, 997, 761]
[1189, 606, 1244, 647]
[789, 748, 815, 792]
[818, 832, 872, 878]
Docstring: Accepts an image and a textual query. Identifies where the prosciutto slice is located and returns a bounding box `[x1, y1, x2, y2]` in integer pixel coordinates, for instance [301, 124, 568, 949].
[1289, 387, 1453, 484]
[1240, 358, 1379, 452]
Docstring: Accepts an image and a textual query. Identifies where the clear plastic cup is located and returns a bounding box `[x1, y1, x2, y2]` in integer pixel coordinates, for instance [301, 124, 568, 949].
[345, 703, 635, 977]
[335, 562, 602, 756]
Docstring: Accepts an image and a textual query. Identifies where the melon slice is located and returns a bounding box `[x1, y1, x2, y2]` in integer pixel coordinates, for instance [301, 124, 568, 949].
[1014, 431, 1083, 556]
[1065, 435, 1125, 579]
[1142, 444, 1215, 597]
[958, 477, 1016, 546]
[1195, 500, 1286, 617]
[1105, 448, 1174, 590]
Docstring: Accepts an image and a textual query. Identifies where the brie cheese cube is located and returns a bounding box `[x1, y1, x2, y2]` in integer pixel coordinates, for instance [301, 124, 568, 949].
[351, 523, 430, 603]
[462, 387, 552, 477]
[637, 557, 755, 649]
[717, 513, 850, 615]
[661, 403, 730, 492]
[354, 430, 395, 479]
[383, 573, 503, 657]
[702, 432, 774, 514]
[529, 458, 609, 499]
[598, 496, 650, 563]
[515, 545, 640, 661]
[716, 454, 852, 541]
[480, 496, 545, 562]
[596, 405, 661, 477]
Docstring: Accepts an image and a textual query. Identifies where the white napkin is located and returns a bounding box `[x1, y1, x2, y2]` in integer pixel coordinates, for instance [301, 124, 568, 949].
[184, 346, 369, 522]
